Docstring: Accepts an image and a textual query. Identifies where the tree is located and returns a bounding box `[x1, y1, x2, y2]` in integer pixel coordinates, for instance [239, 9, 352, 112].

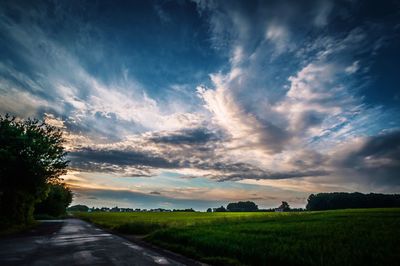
[68, 204, 90, 212]
[0, 115, 68, 227]
[213, 206, 226, 212]
[226, 201, 258, 212]
[278, 201, 290, 211]
[34, 182, 72, 217]
[206, 208, 212, 212]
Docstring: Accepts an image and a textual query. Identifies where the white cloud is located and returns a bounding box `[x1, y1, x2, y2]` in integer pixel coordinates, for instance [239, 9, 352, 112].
[345, 61, 360, 74]
[0, 86, 50, 117]
[275, 62, 352, 137]
[265, 22, 290, 54]
[197, 77, 289, 158]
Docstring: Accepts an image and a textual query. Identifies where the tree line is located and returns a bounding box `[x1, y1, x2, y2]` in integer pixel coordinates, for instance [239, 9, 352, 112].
[306, 192, 400, 211]
[208, 201, 304, 212]
[69, 194, 400, 215]
[0, 115, 71, 230]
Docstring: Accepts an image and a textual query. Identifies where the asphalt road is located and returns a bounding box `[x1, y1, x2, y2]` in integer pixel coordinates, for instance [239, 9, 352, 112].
[0, 219, 192, 266]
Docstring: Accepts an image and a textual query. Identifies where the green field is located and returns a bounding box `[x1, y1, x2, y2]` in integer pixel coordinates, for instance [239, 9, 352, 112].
[74, 209, 400, 266]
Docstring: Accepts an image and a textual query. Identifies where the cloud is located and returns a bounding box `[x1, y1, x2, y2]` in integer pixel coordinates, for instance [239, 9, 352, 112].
[197, 83, 290, 155]
[313, 0, 333, 27]
[68, 147, 180, 177]
[247, 130, 400, 193]
[0, 86, 51, 117]
[203, 169, 330, 182]
[66, 126, 222, 176]
[149, 127, 221, 145]
[67, 127, 330, 183]
[345, 61, 360, 74]
[265, 22, 290, 54]
[275, 62, 358, 140]
[332, 130, 400, 188]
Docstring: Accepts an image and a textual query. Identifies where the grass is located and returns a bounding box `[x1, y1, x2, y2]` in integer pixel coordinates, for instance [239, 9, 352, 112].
[74, 208, 400, 266]
[0, 220, 38, 236]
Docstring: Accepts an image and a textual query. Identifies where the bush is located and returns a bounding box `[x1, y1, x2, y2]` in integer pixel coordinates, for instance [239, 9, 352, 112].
[34, 183, 72, 217]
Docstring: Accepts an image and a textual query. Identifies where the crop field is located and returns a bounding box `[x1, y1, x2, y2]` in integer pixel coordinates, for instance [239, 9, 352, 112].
[74, 208, 400, 266]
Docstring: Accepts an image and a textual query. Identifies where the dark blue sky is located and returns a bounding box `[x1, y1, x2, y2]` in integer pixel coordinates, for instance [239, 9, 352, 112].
[0, 0, 399, 209]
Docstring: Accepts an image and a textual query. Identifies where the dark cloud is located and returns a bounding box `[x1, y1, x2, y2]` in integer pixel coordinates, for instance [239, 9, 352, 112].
[291, 150, 328, 169]
[207, 169, 330, 182]
[295, 111, 325, 131]
[68, 141, 329, 181]
[149, 127, 221, 145]
[335, 130, 400, 186]
[342, 130, 400, 165]
[68, 148, 180, 176]
[69, 148, 179, 168]
[67, 127, 231, 177]
[257, 121, 291, 154]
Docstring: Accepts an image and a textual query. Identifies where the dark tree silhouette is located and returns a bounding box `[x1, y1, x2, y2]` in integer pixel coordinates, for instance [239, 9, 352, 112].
[68, 205, 90, 212]
[34, 182, 72, 217]
[226, 201, 259, 212]
[0, 114, 69, 227]
[306, 192, 400, 211]
[214, 206, 226, 212]
[206, 208, 212, 212]
[278, 201, 290, 211]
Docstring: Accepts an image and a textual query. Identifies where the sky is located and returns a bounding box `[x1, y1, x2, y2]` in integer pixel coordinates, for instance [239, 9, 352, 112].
[1, 0, 399, 210]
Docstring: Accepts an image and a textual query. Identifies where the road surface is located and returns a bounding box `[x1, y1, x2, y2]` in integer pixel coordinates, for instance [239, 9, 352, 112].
[0, 219, 195, 266]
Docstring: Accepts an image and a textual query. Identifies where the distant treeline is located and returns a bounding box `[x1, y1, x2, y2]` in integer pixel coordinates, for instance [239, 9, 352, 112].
[210, 201, 259, 212]
[209, 201, 304, 212]
[70, 201, 305, 213]
[306, 192, 400, 211]
[67, 205, 196, 213]
[70, 193, 400, 214]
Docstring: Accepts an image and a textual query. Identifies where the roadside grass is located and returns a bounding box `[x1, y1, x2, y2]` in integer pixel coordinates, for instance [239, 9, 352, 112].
[0, 221, 38, 236]
[1, 214, 68, 236]
[73, 208, 400, 265]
